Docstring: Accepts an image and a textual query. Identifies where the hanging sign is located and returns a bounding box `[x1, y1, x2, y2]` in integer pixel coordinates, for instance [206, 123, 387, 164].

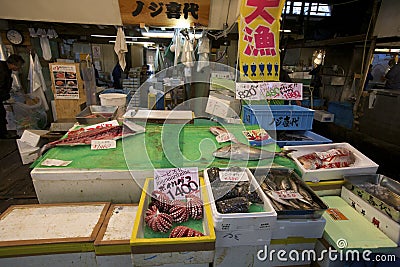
[118, 0, 210, 27]
[51, 64, 79, 99]
[238, 0, 286, 81]
[236, 82, 303, 100]
[154, 167, 200, 200]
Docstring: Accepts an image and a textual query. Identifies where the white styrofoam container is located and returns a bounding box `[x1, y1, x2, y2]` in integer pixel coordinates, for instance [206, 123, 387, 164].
[272, 217, 326, 239]
[94, 204, 138, 267]
[204, 168, 277, 232]
[341, 186, 400, 245]
[213, 238, 317, 267]
[283, 143, 379, 182]
[314, 110, 334, 122]
[16, 139, 39, 165]
[20, 129, 49, 147]
[215, 228, 272, 247]
[31, 169, 147, 203]
[0, 202, 109, 267]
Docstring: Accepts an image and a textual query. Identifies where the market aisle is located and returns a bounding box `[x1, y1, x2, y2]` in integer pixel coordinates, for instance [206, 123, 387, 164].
[0, 137, 38, 214]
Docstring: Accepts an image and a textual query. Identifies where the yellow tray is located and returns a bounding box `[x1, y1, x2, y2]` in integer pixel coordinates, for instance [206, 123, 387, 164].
[130, 177, 216, 254]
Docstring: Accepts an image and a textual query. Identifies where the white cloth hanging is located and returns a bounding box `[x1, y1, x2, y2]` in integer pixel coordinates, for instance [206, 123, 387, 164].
[197, 32, 210, 72]
[114, 27, 128, 71]
[182, 39, 194, 68]
[40, 37, 52, 61]
[173, 29, 182, 66]
[29, 53, 49, 111]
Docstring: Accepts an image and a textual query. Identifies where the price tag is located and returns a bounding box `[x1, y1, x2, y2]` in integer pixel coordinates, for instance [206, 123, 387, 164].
[219, 171, 249, 182]
[154, 167, 200, 200]
[259, 82, 303, 100]
[242, 129, 270, 141]
[91, 140, 116, 150]
[236, 82, 262, 100]
[272, 190, 303, 200]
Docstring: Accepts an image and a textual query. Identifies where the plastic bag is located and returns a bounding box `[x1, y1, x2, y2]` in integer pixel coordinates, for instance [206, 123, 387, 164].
[12, 94, 47, 136]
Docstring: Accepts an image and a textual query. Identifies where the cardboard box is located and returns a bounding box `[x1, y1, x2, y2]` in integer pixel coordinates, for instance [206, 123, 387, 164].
[20, 129, 49, 147]
[16, 139, 40, 165]
[341, 186, 400, 245]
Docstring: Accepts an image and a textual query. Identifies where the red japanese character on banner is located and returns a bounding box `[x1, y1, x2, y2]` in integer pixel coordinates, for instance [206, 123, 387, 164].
[254, 25, 276, 56]
[245, 0, 281, 25]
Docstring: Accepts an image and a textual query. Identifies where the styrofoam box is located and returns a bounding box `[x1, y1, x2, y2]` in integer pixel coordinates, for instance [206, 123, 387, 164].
[283, 143, 379, 182]
[341, 186, 400, 245]
[215, 228, 272, 247]
[204, 168, 277, 232]
[0, 202, 109, 267]
[272, 217, 326, 239]
[20, 129, 49, 147]
[94, 204, 138, 267]
[16, 139, 39, 165]
[314, 110, 334, 122]
[213, 238, 317, 267]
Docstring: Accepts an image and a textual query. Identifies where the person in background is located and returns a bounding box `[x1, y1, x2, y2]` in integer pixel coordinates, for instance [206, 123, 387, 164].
[309, 64, 323, 97]
[364, 64, 374, 90]
[384, 60, 400, 89]
[112, 62, 122, 88]
[0, 54, 25, 139]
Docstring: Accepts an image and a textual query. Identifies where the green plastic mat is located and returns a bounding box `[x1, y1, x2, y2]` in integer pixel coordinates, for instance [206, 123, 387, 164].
[34, 124, 299, 172]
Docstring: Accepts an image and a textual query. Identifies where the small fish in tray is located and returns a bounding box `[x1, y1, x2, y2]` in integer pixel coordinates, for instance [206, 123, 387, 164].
[277, 131, 313, 141]
[357, 183, 400, 210]
[258, 170, 323, 212]
[207, 167, 264, 214]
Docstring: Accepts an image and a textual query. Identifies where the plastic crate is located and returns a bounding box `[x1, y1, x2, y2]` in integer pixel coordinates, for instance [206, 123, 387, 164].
[327, 101, 353, 129]
[243, 105, 314, 130]
[276, 130, 332, 147]
[203, 167, 277, 232]
[301, 98, 325, 108]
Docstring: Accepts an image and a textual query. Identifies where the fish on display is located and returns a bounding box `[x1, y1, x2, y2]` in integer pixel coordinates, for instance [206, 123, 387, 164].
[39, 121, 144, 155]
[297, 147, 356, 170]
[213, 143, 294, 161]
[277, 131, 313, 141]
[209, 126, 239, 143]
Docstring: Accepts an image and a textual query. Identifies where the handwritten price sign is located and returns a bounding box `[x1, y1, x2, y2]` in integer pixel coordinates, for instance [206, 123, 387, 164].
[219, 170, 249, 182]
[91, 140, 116, 150]
[236, 82, 303, 100]
[272, 190, 303, 200]
[154, 167, 200, 200]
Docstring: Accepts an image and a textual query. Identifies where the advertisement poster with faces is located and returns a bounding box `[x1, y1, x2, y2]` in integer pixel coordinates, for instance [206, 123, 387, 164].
[52, 64, 79, 99]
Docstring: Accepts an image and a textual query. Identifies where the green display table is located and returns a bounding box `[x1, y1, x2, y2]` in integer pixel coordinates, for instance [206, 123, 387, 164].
[31, 124, 298, 204]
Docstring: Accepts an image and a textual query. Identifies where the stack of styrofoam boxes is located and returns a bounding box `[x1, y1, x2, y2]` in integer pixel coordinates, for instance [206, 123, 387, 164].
[0, 202, 110, 267]
[124, 67, 141, 108]
[4, 104, 16, 131]
[16, 129, 49, 165]
[242, 105, 332, 147]
[203, 168, 278, 267]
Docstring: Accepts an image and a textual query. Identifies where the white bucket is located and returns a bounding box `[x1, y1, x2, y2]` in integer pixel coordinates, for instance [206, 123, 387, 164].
[99, 93, 127, 107]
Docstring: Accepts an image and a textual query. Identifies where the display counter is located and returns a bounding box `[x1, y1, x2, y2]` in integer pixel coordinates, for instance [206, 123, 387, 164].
[31, 124, 298, 203]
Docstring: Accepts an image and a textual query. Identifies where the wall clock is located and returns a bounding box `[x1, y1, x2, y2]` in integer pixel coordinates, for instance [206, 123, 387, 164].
[6, 29, 24, 45]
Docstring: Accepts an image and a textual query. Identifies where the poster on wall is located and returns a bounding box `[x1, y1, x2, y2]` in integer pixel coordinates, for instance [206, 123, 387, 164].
[52, 64, 79, 99]
[238, 0, 286, 81]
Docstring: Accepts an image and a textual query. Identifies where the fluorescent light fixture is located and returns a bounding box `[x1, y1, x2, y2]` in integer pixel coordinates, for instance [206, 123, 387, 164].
[91, 34, 149, 39]
[109, 40, 155, 47]
[279, 29, 291, 33]
[375, 48, 400, 53]
[141, 31, 202, 39]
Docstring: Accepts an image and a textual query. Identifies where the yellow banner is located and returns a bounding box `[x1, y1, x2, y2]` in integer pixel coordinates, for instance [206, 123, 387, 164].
[238, 0, 286, 81]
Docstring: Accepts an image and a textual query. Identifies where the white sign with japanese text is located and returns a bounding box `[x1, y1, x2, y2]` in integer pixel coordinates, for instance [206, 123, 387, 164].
[154, 167, 200, 200]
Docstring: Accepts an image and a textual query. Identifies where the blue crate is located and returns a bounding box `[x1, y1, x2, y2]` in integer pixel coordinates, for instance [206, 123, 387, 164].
[242, 105, 314, 130]
[275, 130, 332, 147]
[327, 101, 353, 129]
[301, 98, 325, 108]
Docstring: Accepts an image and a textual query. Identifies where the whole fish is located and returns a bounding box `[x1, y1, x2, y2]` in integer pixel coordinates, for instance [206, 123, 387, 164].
[213, 143, 292, 161]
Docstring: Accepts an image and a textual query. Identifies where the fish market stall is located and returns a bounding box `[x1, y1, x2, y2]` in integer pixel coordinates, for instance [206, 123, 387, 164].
[31, 123, 298, 204]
